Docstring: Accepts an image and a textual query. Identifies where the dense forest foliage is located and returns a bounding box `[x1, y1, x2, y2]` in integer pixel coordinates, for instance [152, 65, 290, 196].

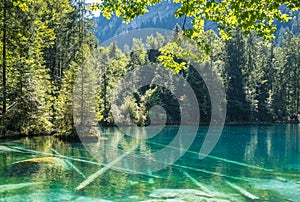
[0, 0, 97, 138]
[0, 1, 299, 139]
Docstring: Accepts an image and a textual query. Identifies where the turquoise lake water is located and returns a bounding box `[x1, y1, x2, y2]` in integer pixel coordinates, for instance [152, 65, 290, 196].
[0, 125, 299, 201]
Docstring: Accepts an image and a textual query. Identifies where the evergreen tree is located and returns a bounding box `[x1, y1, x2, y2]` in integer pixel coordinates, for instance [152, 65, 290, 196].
[223, 29, 250, 122]
[1, 0, 55, 136]
[53, 0, 97, 138]
[96, 43, 129, 126]
[281, 32, 300, 118]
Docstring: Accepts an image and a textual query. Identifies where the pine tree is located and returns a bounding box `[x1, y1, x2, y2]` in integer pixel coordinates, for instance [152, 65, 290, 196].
[53, 0, 97, 138]
[96, 43, 129, 126]
[223, 29, 250, 122]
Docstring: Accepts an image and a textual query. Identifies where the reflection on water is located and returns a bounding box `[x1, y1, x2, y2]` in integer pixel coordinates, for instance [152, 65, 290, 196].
[0, 125, 299, 201]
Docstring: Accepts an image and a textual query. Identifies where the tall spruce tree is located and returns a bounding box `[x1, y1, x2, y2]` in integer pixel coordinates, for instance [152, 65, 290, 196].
[223, 29, 250, 122]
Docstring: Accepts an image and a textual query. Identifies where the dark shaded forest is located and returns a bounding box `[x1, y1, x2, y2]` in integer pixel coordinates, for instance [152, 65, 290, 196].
[1, 0, 300, 139]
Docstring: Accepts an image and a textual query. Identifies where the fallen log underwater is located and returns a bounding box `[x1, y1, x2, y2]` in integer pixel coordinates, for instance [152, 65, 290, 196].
[51, 148, 86, 179]
[13, 157, 70, 170]
[75, 146, 136, 191]
[8, 145, 161, 179]
[182, 170, 214, 195]
[182, 170, 255, 201]
[147, 141, 273, 172]
[7, 144, 269, 183]
[0, 182, 41, 193]
[226, 181, 260, 200]
[6, 142, 298, 201]
[0, 145, 25, 153]
[7, 143, 255, 190]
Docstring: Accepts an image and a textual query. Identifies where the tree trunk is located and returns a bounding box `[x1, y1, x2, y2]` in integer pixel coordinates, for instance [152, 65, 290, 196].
[2, 0, 7, 136]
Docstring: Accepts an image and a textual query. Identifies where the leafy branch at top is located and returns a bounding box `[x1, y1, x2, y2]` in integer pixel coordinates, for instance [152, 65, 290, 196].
[90, 0, 299, 40]
[89, 0, 300, 72]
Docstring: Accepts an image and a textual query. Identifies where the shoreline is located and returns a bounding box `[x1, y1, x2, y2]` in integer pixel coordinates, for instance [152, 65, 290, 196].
[0, 122, 298, 142]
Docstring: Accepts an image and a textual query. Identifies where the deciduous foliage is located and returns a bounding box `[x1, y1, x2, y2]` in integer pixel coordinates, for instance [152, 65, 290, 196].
[91, 0, 300, 72]
[92, 0, 299, 40]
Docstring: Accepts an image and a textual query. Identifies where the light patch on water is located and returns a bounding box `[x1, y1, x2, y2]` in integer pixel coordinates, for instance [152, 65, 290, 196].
[251, 179, 300, 201]
[0, 190, 111, 202]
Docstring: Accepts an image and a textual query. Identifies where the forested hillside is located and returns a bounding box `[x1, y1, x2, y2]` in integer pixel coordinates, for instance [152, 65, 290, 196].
[0, 0, 299, 139]
[0, 0, 97, 137]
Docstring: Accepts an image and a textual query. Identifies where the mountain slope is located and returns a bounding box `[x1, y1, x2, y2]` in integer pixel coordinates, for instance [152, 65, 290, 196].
[92, 1, 218, 42]
[92, 2, 299, 43]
